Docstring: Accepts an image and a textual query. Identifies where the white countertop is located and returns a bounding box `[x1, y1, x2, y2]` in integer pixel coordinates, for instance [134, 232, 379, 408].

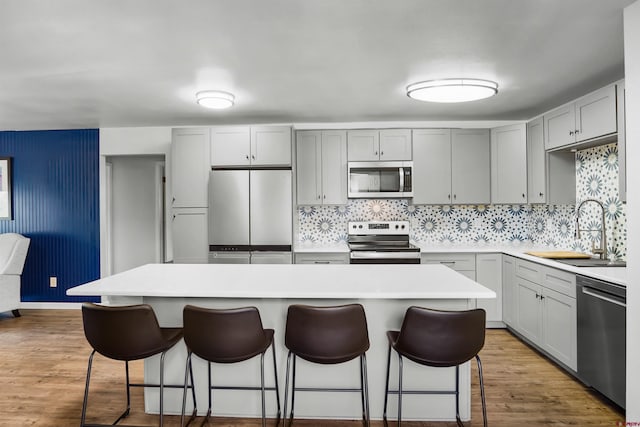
[66, 263, 496, 300]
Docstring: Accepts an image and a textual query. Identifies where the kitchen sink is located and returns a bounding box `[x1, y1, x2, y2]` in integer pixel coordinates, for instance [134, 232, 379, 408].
[552, 258, 626, 267]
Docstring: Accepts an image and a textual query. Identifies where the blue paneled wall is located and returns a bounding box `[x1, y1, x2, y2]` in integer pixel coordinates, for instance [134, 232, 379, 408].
[0, 130, 99, 303]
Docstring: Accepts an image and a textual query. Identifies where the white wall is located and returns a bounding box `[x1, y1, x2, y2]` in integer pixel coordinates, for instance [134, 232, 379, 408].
[624, 1, 639, 421]
[108, 156, 164, 274]
[99, 127, 172, 277]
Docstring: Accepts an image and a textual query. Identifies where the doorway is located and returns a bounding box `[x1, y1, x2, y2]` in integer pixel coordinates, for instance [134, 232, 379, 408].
[105, 155, 166, 275]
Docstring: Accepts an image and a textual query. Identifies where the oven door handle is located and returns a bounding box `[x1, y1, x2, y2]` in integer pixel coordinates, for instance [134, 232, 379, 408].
[399, 167, 404, 192]
[350, 251, 420, 259]
[582, 286, 626, 308]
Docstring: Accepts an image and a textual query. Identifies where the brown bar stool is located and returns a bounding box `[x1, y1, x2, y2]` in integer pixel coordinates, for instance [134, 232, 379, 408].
[80, 302, 196, 427]
[283, 303, 370, 427]
[180, 305, 281, 427]
[383, 306, 487, 427]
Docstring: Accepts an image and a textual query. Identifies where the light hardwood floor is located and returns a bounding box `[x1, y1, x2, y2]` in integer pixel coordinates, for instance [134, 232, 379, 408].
[0, 309, 624, 426]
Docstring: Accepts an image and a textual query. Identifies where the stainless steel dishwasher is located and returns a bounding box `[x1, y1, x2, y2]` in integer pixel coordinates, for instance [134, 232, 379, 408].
[576, 275, 626, 409]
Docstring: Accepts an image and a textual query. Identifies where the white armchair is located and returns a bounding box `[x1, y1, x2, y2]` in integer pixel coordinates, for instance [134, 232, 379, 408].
[0, 233, 30, 317]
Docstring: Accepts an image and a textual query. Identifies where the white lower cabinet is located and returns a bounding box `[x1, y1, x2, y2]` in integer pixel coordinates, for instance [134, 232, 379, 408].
[172, 208, 208, 263]
[475, 253, 503, 327]
[420, 253, 475, 280]
[294, 252, 349, 264]
[513, 258, 577, 371]
[502, 255, 517, 327]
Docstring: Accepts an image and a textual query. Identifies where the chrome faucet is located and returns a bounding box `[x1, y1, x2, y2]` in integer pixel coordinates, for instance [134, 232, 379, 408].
[575, 199, 608, 260]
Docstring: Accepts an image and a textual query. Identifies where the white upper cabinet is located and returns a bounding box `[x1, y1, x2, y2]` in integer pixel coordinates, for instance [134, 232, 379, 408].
[527, 117, 576, 205]
[412, 129, 452, 204]
[210, 126, 251, 166]
[544, 85, 617, 150]
[451, 129, 491, 205]
[250, 126, 292, 166]
[211, 126, 291, 166]
[491, 123, 527, 204]
[413, 128, 490, 205]
[347, 129, 411, 161]
[527, 117, 546, 204]
[171, 127, 210, 208]
[296, 130, 347, 205]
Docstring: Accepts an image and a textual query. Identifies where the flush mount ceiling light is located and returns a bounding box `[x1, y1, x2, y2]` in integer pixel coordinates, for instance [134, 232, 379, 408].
[196, 90, 235, 109]
[406, 79, 498, 103]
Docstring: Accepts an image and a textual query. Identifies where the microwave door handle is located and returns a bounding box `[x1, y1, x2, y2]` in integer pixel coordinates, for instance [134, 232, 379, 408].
[399, 167, 404, 192]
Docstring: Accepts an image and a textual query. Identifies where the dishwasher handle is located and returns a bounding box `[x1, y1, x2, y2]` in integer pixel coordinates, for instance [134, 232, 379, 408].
[581, 286, 626, 308]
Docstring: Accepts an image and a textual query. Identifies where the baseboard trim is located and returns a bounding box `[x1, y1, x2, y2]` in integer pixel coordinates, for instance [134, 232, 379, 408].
[20, 302, 83, 310]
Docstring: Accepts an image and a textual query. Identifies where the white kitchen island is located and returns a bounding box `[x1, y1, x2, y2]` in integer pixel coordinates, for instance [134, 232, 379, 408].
[67, 263, 495, 422]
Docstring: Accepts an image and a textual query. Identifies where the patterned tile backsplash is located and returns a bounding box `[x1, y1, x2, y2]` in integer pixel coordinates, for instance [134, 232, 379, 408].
[297, 142, 626, 260]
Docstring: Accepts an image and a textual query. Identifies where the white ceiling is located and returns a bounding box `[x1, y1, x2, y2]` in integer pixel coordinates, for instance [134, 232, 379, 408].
[0, 0, 634, 130]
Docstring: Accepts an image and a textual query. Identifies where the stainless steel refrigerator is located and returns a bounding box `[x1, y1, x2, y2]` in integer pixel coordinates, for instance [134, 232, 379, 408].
[208, 169, 292, 264]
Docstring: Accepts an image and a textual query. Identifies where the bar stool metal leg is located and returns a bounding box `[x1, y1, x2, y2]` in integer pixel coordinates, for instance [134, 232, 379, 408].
[383, 344, 392, 427]
[397, 355, 403, 427]
[360, 354, 370, 427]
[476, 355, 488, 427]
[272, 342, 282, 423]
[260, 352, 266, 427]
[181, 352, 198, 427]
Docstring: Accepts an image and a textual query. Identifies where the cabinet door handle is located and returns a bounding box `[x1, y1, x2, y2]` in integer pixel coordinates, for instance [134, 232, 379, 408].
[380, 151, 384, 156]
[448, 194, 451, 200]
[323, 194, 326, 199]
[535, 293, 540, 299]
[252, 155, 256, 160]
[245, 155, 249, 160]
[522, 193, 525, 198]
[453, 194, 457, 200]
[574, 129, 580, 134]
[540, 295, 545, 300]
[539, 192, 544, 197]
[317, 195, 321, 200]
[172, 215, 176, 221]
[172, 197, 175, 204]
[569, 131, 574, 136]
[313, 261, 331, 264]
[374, 151, 378, 156]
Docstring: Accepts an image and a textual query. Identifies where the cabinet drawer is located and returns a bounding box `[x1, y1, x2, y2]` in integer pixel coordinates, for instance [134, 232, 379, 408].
[421, 253, 476, 271]
[542, 266, 576, 298]
[295, 252, 349, 264]
[515, 258, 543, 283]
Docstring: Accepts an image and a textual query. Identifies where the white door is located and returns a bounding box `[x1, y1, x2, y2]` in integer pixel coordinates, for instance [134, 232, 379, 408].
[251, 126, 292, 166]
[296, 131, 322, 205]
[491, 123, 527, 204]
[321, 130, 348, 205]
[527, 117, 546, 203]
[541, 288, 577, 370]
[516, 278, 543, 344]
[172, 208, 208, 263]
[347, 130, 380, 161]
[544, 104, 575, 150]
[210, 126, 251, 166]
[171, 128, 210, 207]
[502, 256, 516, 327]
[451, 129, 490, 204]
[475, 254, 502, 324]
[379, 129, 412, 160]
[412, 129, 452, 204]
[575, 85, 617, 142]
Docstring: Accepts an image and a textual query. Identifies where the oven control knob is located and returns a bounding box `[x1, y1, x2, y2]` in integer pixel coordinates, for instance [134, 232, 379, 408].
[352, 224, 356, 229]
[401, 224, 405, 229]
[358, 225, 363, 229]
[395, 224, 399, 229]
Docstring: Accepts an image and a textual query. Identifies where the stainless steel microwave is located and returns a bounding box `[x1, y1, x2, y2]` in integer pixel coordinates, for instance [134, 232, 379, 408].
[347, 161, 413, 198]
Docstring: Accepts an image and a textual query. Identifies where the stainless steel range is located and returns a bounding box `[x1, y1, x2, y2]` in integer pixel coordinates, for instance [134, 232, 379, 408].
[348, 221, 420, 264]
